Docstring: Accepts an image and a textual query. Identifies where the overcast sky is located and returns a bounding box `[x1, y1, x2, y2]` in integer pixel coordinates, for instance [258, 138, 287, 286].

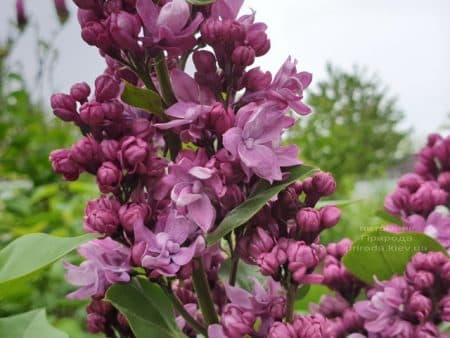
[1, 0, 450, 140]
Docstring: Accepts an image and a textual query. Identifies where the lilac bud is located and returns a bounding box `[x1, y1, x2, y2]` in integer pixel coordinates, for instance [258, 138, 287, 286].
[118, 203, 152, 232]
[109, 11, 141, 52]
[95, 75, 121, 102]
[411, 251, 447, 271]
[77, 9, 98, 27]
[327, 239, 352, 258]
[407, 292, 432, 321]
[70, 82, 91, 103]
[51, 93, 78, 122]
[398, 173, 424, 193]
[209, 104, 235, 136]
[119, 136, 148, 171]
[414, 323, 440, 338]
[101, 101, 124, 121]
[193, 50, 217, 73]
[293, 314, 328, 338]
[341, 309, 364, 332]
[258, 251, 281, 276]
[221, 304, 255, 338]
[312, 172, 336, 196]
[86, 313, 106, 334]
[269, 296, 286, 320]
[84, 196, 121, 235]
[73, 0, 98, 10]
[268, 322, 296, 338]
[231, 46, 255, 67]
[439, 294, 450, 321]
[100, 139, 119, 162]
[131, 241, 147, 266]
[70, 136, 101, 173]
[441, 261, 450, 281]
[247, 29, 270, 56]
[384, 187, 411, 216]
[54, 0, 69, 24]
[96, 161, 122, 193]
[220, 184, 244, 211]
[241, 67, 272, 91]
[49, 149, 81, 181]
[438, 172, 450, 191]
[287, 242, 325, 283]
[320, 206, 341, 229]
[412, 271, 435, 289]
[81, 21, 113, 50]
[296, 208, 321, 233]
[238, 227, 275, 264]
[79, 101, 104, 126]
[16, 0, 27, 30]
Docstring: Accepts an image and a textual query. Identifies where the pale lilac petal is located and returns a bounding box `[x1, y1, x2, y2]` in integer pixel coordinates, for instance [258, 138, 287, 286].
[237, 143, 282, 182]
[274, 145, 301, 166]
[189, 166, 214, 180]
[223, 127, 243, 158]
[225, 284, 253, 310]
[188, 194, 215, 232]
[136, 0, 158, 33]
[171, 69, 200, 103]
[290, 100, 312, 115]
[211, 0, 244, 19]
[208, 324, 228, 338]
[157, 0, 190, 33]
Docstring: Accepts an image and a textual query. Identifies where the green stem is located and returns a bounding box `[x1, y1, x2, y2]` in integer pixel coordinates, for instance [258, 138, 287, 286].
[163, 285, 207, 336]
[192, 257, 219, 326]
[228, 254, 239, 286]
[286, 281, 298, 323]
[154, 53, 176, 106]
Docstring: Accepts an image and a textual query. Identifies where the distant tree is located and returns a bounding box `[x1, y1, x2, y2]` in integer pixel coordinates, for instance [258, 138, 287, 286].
[287, 64, 410, 193]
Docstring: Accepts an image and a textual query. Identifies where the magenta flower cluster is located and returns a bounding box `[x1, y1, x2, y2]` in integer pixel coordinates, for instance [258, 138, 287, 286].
[48, 0, 450, 337]
[385, 134, 450, 251]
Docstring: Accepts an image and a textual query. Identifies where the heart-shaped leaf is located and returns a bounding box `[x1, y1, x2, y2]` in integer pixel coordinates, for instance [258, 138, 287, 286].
[0, 309, 68, 338]
[106, 278, 184, 338]
[342, 230, 447, 285]
[121, 82, 165, 120]
[0, 233, 97, 287]
[207, 165, 317, 245]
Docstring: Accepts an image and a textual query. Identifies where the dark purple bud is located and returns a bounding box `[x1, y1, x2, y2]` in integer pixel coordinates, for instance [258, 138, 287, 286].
[86, 313, 106, 334]
[293, 314, 328, 338]
[384, 187, 411, 216]
[70, 82, 91, 103]
[49, 149, 81, 181]
[209, 103, 235, 136]
[100, 139, 120, 162]
[84, 196, 121, 235]
[268, 322, 296, 338]
[109, 11, 141, 52]
[79, 101, 104, 126]
[439, 294, 450, 321]
[438, 172, 450, 191]
[70, 136, 101, 173]
[77, 9, 98, 27]
[398, 173, 424, 193]
[296, 208, 321, 233]
[326, 239, 352, 258]
[81, 21, 113, 50]
[312, 172, 336, 196]
[231, 46, 255, 67]
[247, 30, 270, 56]
[118, 203, 152, 232]
[320, 206, 341, 229]
[119, 136, 148, 171]
[95, 75, 121, 102]
[96, 161, 122, 193]
[221, 304, 255, 338]
[54, 0, 69, 24]
[407, 292, 432, 321]
[73, 0, 98, 10]
[101, 100, 124, 120]
[193, 50, 217, 73]
[51, 93, 78, 122]
[241, 67, 272, 91]
[16, 0, 27, 30]
[411, 271, 435, 290]
[411, 251, 447, 271]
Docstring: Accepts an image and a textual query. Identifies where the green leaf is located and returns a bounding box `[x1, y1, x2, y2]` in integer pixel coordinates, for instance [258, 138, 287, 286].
[342, 230, 447, 285]
[295, 285, 332, 312]
[315, 198, 362, 208]
[121, 82, 165, 119]
[207, 165, 317, 245]
[0, 233, 97, 287]
[187, 0, 216, 5]
[0, 309, 68, 338]
[106, 278, 184, 338]
[375, 209, 402, 225]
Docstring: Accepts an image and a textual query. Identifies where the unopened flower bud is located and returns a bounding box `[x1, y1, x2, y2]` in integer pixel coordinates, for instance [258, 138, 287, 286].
[438, 172, 450, 191]
[109, 11, 141, 51]
[268, 322, 296, 338]
[95, 75, 121, 102]
[49, 149, 81, 181]
[296, 208, 321, 233]
[70, 136, 101, 173]
[439, 294, 450, 321]
[247, 29, 270, 56]
[221, 304, 255, 338]
[84, 196, 121, 235]
[231, 46, 255, 67]
[312, 172, 336, 196]
[193, 50, 217, 73]
[320, 206, 341, 229]
[70, 82, 91, 103]
[51, 93, 78, 122]
[407, 292, 431, 321]
[119, 203, 152, 232]
[241, 67, 272, 91]
[119, 136, 148, 172]
[97, 161, 122, 193]
[79, 101, 104, 126]
[398, 173, 424, 193]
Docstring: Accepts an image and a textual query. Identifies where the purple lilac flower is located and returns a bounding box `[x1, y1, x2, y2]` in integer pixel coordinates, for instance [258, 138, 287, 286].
[132, 210, 205, 278]
[223, 102, 300, 182]
[64, 238, 131, 300]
